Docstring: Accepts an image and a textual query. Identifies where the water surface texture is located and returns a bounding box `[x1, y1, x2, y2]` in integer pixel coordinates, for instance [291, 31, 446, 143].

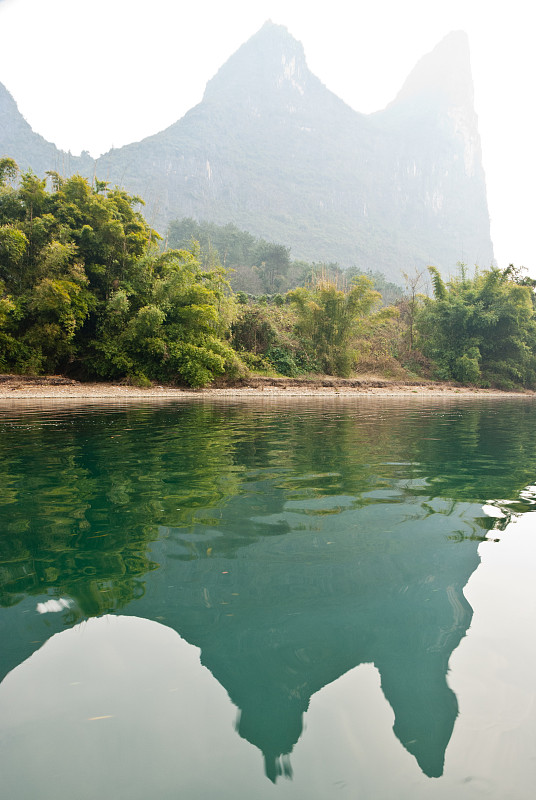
[0, 399, 535, 799]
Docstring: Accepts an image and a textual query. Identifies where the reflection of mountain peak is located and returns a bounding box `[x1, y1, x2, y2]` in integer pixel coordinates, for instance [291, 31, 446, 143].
[137, 495, 481, 779]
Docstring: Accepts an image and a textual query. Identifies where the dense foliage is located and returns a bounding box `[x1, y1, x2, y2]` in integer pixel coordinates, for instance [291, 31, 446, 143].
[287, 278, 389, 376]
[417, 266, 536, 388]
[0, 161, 241, 386]
[2, 161, 536, 389]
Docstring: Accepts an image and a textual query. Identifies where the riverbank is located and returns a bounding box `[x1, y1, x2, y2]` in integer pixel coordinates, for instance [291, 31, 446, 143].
[0, 374, 534, 400]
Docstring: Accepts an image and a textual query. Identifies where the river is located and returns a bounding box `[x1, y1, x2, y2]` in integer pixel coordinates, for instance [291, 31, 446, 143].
[0, 398, 534, 798]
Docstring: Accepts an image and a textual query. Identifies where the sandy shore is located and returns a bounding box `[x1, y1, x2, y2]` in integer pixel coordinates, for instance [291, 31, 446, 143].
[0, 374, 534, 402]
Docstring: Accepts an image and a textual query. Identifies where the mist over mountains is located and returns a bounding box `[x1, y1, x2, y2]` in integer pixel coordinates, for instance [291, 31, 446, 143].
[0, 22, 494, 280]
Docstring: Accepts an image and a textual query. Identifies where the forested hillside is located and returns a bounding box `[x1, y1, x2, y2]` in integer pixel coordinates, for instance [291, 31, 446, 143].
[167, 217, 404, 302]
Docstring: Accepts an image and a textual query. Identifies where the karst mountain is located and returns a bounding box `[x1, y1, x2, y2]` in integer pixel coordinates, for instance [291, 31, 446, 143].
[0, 22, 494, 279]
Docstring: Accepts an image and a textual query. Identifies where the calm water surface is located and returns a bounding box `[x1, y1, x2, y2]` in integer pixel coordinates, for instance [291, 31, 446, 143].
[0, 398, 535, 799]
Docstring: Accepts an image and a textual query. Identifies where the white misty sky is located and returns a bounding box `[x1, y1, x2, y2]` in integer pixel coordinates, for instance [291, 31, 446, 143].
[0, 0, 533, 274]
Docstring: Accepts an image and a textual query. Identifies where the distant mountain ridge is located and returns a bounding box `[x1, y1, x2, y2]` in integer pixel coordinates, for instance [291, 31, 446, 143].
[0, 23, 494, 280]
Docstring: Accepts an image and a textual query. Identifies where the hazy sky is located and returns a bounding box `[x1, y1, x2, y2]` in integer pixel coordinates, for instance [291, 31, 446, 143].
[0, 0, 533, 273]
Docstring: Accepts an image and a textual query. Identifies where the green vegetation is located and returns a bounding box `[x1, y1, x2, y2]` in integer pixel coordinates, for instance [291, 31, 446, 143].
[1, 160, 536, 389]
[168, 217, 404, 302]
[0, 161, 242, 386]
[287, 278, 388, 376]
[0, 403, 246, 616]
[417, 265, 536, 388]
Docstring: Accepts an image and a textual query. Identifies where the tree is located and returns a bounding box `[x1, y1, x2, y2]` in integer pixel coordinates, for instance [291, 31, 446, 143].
[0, 157, 18, 187]
[254, 242, 291, 293]
[0, 225, 28, 288]
[0, 162, 159, 373]
[417, 266, 536, 387]
[0, 162, 247, 384]
[91, 248, 244, 387]
[401, 268, 427, 352]
[288, 276, 383, 376]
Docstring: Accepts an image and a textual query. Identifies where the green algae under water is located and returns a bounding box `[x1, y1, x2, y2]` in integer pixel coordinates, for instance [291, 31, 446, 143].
[0, 398, 535, 799]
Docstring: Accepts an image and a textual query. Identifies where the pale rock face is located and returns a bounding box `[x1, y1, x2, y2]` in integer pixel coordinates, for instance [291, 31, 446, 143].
[280, 54, 305, 96]
[427, 190, 444, 213]
[281, 53, 295, 77]
[448, 105, 479, 177]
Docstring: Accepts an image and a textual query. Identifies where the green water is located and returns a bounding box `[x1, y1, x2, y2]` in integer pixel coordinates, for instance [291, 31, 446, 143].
[0, 399, 535, 799]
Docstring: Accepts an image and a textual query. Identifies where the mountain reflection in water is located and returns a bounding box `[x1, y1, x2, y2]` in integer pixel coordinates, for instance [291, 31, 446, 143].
[141, 494, 486, 780]
[1, 399, 535, 788]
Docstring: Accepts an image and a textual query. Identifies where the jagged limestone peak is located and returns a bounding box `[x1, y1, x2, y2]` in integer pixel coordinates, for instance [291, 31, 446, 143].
[202, 21, 316, 108]
[389, 30, 475, 111]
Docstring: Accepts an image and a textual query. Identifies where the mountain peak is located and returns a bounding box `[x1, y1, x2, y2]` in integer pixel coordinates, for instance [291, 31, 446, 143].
[202, 22, 313, 107]
[390, 30, 474, 111]
[0, 79, 20, 120]
[0, 80, 66, 175]
[0, 27, 493, 277]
